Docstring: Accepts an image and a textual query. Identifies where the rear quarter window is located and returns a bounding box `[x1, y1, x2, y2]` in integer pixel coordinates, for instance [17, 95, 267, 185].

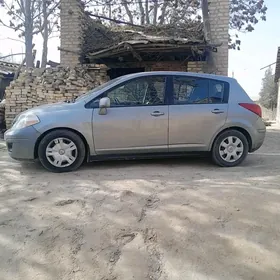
[209, 79, 229, 104]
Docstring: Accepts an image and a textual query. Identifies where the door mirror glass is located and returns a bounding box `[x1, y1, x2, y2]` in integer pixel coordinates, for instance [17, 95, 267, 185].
[99, 97, 110, 115]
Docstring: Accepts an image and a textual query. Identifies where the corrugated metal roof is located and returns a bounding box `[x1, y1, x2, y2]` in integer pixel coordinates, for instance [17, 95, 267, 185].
[0, 60, 20, 75]
[0, 69, 10, 75]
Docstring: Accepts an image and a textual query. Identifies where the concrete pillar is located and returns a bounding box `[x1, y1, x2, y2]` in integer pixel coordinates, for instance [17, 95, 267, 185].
[208, 0, 229, 76]
[60, 0, 85, 67]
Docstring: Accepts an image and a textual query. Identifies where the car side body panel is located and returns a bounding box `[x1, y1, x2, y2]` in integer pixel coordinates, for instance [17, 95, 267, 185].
[30, 103, 95, 155]
[4, 71, 266, 165]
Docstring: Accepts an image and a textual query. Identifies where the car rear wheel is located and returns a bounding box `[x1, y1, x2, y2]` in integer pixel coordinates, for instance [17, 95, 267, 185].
[212, 129, 249, 167]
[38, 129, 86, 172]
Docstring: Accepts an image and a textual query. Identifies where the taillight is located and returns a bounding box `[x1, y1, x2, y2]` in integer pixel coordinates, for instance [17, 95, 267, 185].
[239, 103, 262, 118]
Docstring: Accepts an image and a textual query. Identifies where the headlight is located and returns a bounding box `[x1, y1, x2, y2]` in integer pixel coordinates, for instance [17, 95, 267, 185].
[13, 114, 40, 129]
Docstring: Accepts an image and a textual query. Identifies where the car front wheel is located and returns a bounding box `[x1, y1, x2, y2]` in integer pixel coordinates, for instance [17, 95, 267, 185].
[212, 129, 249, 167]
[38, 129, 86, 172]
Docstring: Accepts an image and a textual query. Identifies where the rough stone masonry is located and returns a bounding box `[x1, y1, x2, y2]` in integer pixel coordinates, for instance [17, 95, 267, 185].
[5, 65, 108, 128]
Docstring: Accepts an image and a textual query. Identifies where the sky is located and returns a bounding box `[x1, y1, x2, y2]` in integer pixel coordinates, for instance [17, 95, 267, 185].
[0, 0, 280, 101]
[228, 0, 280, 100]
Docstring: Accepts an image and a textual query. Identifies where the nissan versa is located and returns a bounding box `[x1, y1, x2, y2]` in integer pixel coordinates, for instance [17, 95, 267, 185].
[4, 72, 266, 172]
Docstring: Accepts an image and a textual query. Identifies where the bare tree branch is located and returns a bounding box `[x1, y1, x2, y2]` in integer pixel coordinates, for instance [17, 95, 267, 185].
[0, 53, 25, 59]
[0, 19, 24, 32]
[86, 11, 144, 28]
[3, 1, 24, 22]
[122, 0, 134, 24]
[3, 37, 25, 44]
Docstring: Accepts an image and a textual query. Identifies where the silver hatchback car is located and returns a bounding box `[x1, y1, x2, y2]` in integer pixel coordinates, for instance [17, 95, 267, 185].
[5, 71, 266, 172]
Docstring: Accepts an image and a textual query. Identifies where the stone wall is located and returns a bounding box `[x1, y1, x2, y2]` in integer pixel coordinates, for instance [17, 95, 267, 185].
[5, 65, 108, 128]
[208, 0, 229, 76]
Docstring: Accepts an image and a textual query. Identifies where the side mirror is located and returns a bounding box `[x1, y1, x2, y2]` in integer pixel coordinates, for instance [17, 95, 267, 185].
[99, 97, 110, 115]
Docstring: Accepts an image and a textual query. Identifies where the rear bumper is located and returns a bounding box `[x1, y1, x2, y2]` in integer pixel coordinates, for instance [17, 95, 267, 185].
[250, 128, 266, 153]
[4, 126, 41, 160]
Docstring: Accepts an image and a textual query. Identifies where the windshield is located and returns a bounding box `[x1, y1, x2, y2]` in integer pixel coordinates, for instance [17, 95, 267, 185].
[75, 76, 123, 102]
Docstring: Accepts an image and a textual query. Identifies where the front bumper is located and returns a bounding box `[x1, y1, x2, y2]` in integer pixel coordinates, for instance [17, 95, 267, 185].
[4, 126, 41, 160]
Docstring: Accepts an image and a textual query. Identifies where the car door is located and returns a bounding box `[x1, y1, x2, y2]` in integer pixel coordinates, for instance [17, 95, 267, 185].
[92, 75, 169, 155]
[168, 76, 229, 151]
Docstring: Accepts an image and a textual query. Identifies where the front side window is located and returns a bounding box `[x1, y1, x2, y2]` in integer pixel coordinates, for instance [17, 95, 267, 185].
[173, 76, 209, 104]
[104, 76, 166, 107]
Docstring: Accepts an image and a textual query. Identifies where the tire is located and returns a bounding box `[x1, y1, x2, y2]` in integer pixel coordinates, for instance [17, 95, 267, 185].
[38, 129, 86, 172]
[212, 129, 249, 167]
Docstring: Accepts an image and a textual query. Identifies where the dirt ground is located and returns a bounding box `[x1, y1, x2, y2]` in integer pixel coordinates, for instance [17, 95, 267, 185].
[1, 127, 280, 280]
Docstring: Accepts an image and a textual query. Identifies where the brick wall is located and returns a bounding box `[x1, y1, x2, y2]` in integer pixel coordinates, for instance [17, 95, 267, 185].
[128, 61, 206, 73]
[60, 0, 86, 67]
[151, 61, 206, 73]
[148, 61, 188, 72]
[208, 0, 229, 76]
[187, 61, 206, 73]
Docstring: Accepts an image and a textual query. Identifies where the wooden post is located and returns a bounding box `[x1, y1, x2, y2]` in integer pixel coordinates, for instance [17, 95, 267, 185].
[276, 79, 280, 125]
[201, 0, 212, 43]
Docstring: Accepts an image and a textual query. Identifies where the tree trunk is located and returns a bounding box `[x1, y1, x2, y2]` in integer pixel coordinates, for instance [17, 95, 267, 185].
[24, 0, 34, 67]
[41, 0, 48, 68]
[159, 0, 168, 24]
[25, 28, 33, 67]
[153, 0, 158, 25]
[138, 0, 145, 25]
[145, 0, 150, 24]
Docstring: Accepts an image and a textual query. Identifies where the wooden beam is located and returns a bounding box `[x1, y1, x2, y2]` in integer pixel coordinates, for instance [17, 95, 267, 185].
[124, 43, 143, 61]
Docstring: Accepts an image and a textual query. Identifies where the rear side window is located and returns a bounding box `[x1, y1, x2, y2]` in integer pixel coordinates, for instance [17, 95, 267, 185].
[173, 77, 208, 104]
[172, 76, 229, 105]
[209, 80, 229, 104]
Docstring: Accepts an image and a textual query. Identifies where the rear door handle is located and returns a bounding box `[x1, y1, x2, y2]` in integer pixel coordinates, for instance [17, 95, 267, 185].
[151, 111, 165, 117]
[211, 109, 224, 114]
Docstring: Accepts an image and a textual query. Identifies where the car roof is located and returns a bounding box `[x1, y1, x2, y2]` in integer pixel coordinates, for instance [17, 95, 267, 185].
[118, 71, 236, 83]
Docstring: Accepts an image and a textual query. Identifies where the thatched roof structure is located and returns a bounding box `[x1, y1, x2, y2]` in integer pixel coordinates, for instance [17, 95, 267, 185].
[83, 18, 216, 64]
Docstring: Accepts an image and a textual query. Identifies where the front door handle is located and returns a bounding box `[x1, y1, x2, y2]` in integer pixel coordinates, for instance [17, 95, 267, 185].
[151, 111, 165, 117]
[211, 109, 224, 114]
